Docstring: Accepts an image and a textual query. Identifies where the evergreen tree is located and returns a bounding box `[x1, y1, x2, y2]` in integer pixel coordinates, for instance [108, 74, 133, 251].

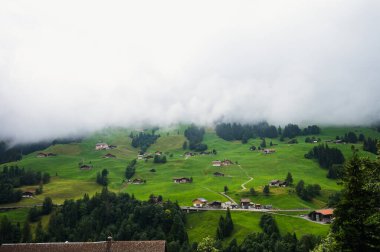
[34, 221, 46, 242]
[331, 149, 380, 251]
[21, 221, 32, 243]
[249, 187, 256, 195]
[224, 208, 234, 237]
[285, 172, 293, 186]
[263, 185, 270, 195]
[182, 141, 188, 150]
[42, 197, 53, 215]
[260, 138, 267, 148]
[224, 185, 228, 193]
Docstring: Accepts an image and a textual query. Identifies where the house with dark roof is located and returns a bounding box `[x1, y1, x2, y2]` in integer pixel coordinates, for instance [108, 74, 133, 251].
[213, 172, 224, 177]
[22, 191, 34, 198]
[208, 201, 222, 208]
[0, 239, 165, 252]
[173, 177, 191, 183]
[80, 165, 92, 170]
[104, 153, 116, 158]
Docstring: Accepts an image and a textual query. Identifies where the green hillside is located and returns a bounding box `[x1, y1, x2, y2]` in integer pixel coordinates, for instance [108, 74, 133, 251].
[3, 126, 379, 208]
[1, 125, 379, 242]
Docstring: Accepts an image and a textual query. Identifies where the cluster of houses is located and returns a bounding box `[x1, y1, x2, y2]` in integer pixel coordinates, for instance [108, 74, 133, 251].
[269, 179, 287, 187]
[95, 143, 117, 150]
[212, 160, 233, 167]
[191, 198, 236, 209]
[240, 198, 272, 209]
[36, 152, 56, 158]
[190, 198, 334, 223]
[191, 198, 271, 210]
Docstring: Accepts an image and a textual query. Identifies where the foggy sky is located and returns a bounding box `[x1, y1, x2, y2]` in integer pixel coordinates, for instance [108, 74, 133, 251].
[1, 1, 380, 144]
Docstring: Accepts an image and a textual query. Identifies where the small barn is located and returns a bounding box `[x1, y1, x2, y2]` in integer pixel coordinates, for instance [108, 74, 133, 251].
[132, 179, 145, 184]
[269, 180, 280, 186]
[213, 172, 224, 177]
[173, 177, 191, 183]
[22, 191, 34, 198]
[80, 165, 92, 170]
[37, 153, 47, 158]
[263, 149, 276, 154]
[104, 153, 116, 158]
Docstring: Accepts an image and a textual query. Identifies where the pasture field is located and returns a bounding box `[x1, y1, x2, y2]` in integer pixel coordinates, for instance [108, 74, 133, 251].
[186, 210, 330, 244]
[1, 125, 379, 241]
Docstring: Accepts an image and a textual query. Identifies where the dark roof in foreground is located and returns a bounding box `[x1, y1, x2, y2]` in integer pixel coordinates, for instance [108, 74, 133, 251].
[0, 240, 166, 252]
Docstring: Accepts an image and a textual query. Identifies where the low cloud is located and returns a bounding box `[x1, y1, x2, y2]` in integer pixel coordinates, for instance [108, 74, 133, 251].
[1, 1, 380, 143]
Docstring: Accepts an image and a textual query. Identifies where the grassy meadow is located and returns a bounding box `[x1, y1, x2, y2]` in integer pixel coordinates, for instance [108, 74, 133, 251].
[1, 125, 379, 241]
[186, 210, 330, 244]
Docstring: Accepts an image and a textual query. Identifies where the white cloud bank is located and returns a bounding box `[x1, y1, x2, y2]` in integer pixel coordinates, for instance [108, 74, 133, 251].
[1, 0, 380, 143]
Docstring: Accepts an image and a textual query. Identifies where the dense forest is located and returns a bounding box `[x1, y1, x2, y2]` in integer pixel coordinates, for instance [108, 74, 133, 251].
[0, 137, 82, 164]
[304, 144, 345, 179]
[215, 122, 320, 143]
[0, 189, 190, 251]
[184, 125, 208, 152]
[0, 166, 50, 204]
[131, 132, 159, 153]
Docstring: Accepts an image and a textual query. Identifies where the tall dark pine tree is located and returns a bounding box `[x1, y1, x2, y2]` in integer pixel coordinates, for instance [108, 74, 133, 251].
[285, 172, 293, 186]
[224, 208, 234, 237]
[331, 149, 380, 251]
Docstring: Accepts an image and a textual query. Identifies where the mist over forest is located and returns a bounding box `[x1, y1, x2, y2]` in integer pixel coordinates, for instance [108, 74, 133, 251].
[1, 1, 380, 144]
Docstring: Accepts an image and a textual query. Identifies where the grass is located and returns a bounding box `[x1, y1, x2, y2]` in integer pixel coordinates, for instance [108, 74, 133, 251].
[186, 210, 330, 245]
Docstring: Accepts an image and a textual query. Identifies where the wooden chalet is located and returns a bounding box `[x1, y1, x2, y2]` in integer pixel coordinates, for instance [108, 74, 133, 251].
[212, 160, 233, 167]
[37, 152, 56, 158]
[223, 201, 239, 209]
[263, 149, 276, 154]
[173, 177, 191, 183]
[132, 178, 145, 184]
[269, 180, 280, 186]
[192, 198, 208, 208]
[37, 152, 47, 157]
[240, 198, 251, 209]
[213, 172, 224, 177]
[269, 180, 287, 187]
[0, 239, 166, 252]
[212, 160, 222, 167]
[95, 143, 109, 150]
[104, 153, 116, 158]
[22, 191, 34, 198]
[221, 160, 233, 166]
[208, 201, 222, 208]
[308, 209, 334, 223]
[80, 165, 92, 170]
